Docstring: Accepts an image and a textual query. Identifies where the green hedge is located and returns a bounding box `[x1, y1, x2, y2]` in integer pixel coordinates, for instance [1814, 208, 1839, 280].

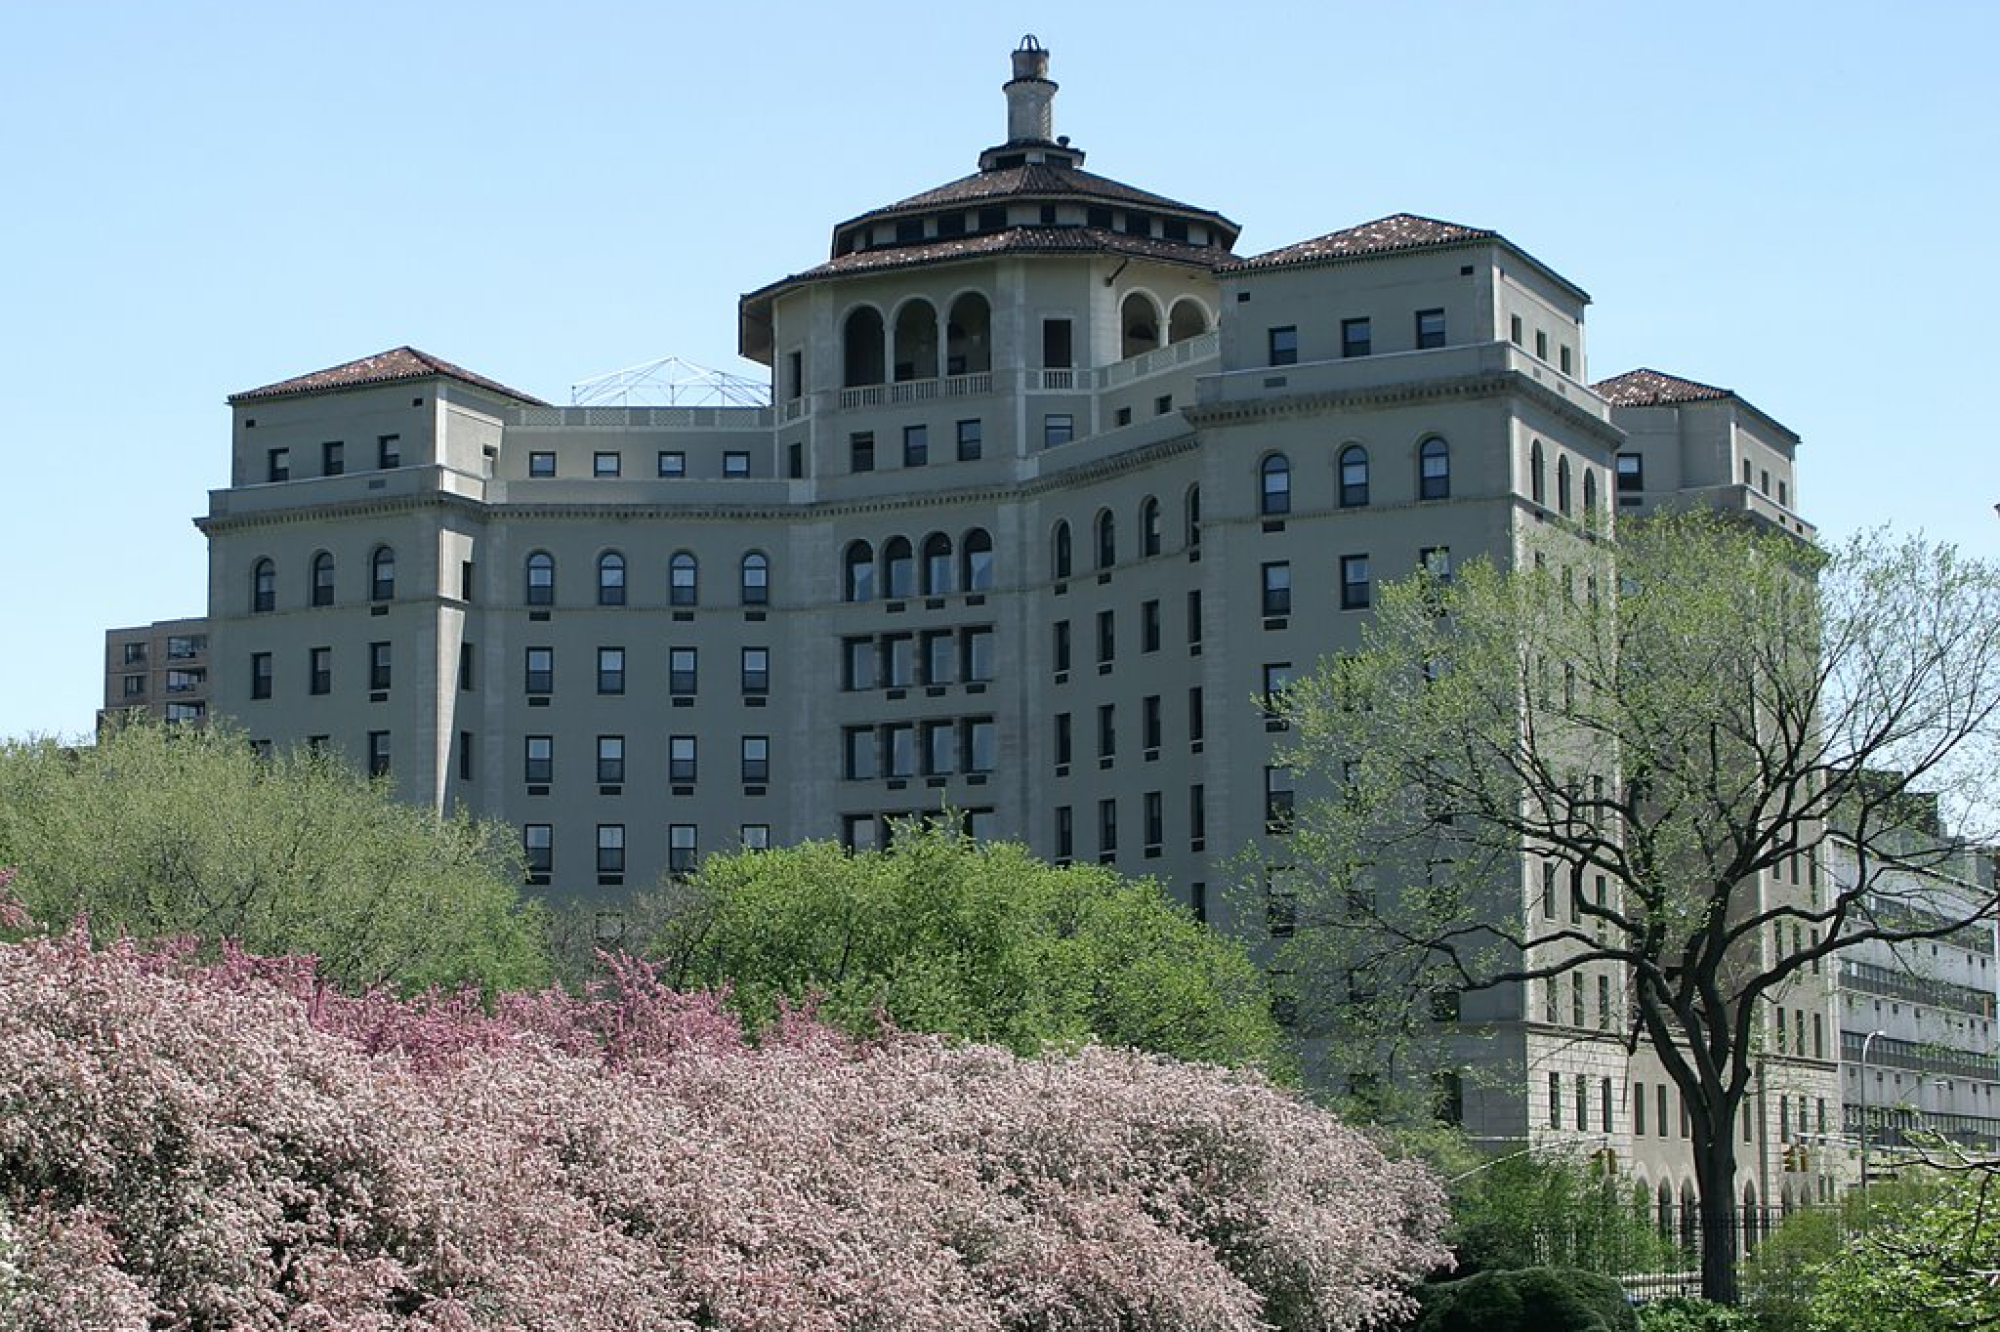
[1414, 1266, 1637, 1332]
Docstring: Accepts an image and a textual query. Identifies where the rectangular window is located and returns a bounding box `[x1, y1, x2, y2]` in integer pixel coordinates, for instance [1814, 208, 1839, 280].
[1560, 345, 1574, 375]
[963, 717, 996, 773]
[122, 641, 148, 666]
[378, 434, 401, 469]
[669, 735, 697, 783]
[1265, 765, 1295, 832]
[1097, 703, 1116, 761]
[787, 442, 803, 479]
[740, 646, 770, 695]
[1268, 326, 1299, 366]
[528, 451, 556, 477]
[597, 647, 625, 695]
[1141, 599, 1161, 653]
[724, 451, 751, 478]
[844, 636, 876, 691]
[883, 633, 915, 688]
[1186, 589, 1203, 647]
[961, 627, 994, 682]
[524, 735, 553, 783]
[1054, 712, 1073, 767]
[1096, 610, 1115, 666]
[1042, 319, 1073, 369]
[525, 646, 553, 696]
[1341, 554, 1371, 610]
[924, 720, 955, 776]
[1415, 308, 1446, 350]
[1144, 791, 1164, 855]
[956, 419, 982, 461]
[741, 734, 770, 783]
[903, 424, 929, 467]
[593, 451, 621, 478]
[367, 731, 390, 778]
[1262, 662, 1292, 722]
[1054, 805, 1073, 860]
[524, 824, 552, 874]
[596, 824, 625, 874]
[310, 646, 332, 696]
[885, 723, 916, 778]
[250, 652, 272, 699]
[1189, 784, 1206, 844]
[1187, 686, 1204, 743]
[1420, 545, 1453, 581]
[1341, 317, 1372, 358]
[843, 726, 878, 780]
[850, 431, 875, 473]
[1635, 1083, 1648, 1136]
[923, 630, 954, 685]
[167, 635, 205, 659]
[1261, 561, 1291, 617]
[368, 641, 391, 691]
[1549, 1071, 1562, 1128]
[658, 450, 686, 478]
[1142, 694, 1162, 752]
[742, 824, 771, 850]
[164, 667, 204, 693]
[267, 447, 290, 482]
[322, 440, 344, 476]
[1098, 798, 1118, 860]
[459, 641, 475, 692]
[598, 735, 625, 784]
[122, 674, 145, 698]
[669, 647, 697, 696]
[1509, 314, 1523, 346]
[1043, 414, 1074, 449]
[1053, 620, 1071, 675]
[1535, 330, 1549, 361]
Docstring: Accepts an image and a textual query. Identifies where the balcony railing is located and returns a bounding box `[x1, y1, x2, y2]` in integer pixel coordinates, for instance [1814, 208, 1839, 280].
[838, 372, 993, 410]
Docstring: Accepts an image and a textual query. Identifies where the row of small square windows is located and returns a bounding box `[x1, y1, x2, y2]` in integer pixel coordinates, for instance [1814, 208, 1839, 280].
[1050, 789, 1201, 866]
[244, 644, 772, 700]
[247, 549, 776, 612]
[530, 449, 752, 480]
[263, 435, 401, 483]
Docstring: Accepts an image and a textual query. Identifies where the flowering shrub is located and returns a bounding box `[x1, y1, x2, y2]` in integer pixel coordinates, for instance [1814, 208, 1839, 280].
[0, 930, 1447, 1330]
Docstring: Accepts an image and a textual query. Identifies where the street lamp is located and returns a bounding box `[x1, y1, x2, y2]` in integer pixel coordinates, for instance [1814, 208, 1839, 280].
[1860, 1028, 1886, 1212]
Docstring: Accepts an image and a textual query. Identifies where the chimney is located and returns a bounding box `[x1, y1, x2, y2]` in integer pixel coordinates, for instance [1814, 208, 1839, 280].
[1004, 35, 1056, 143]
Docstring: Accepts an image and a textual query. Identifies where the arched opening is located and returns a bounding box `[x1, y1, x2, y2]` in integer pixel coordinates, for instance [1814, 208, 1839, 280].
[1744, 1182, 1763, 1253]
[252, 558, 276, 613]
[882, 536, 914, 599]
[1184, 485, 1201, 548]
[1260, 453, 1291, 516]
[1420, 437, 1450, 501]
[1339, 445, 1370, 508]
[1052, 520, 1072, 579]
[1557, 456, 1573, 515]
[1530, 439, 1546, 505]
[670, 551, 698, 607]
[946, 293, 991, 375]
[740, 551, 770, 606]
[1656, 1181, 1674, 1238]
[1582, 468, 1598, 519]
[843, 541, 875, 602]
[962, 528, 994, 591]
[526, 551, 554, 606]
[1120, 292, 1161, 360]
[1679, 1181, 1699, 1252]
[311, 552, 335, 607]
[842, 306, 885, 387]
[1140, 496, 1161, 557]
[597, 551, 626, 606]
[893, 299, 939, 383]
[921, 533, 953, 595]
[1167, 298, 1208, 343]
[1094, 509, 1116, 570]
[370, 546, 396, 602]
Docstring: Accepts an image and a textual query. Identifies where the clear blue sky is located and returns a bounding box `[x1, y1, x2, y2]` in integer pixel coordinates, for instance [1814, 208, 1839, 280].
[4, 1, 1994, 741]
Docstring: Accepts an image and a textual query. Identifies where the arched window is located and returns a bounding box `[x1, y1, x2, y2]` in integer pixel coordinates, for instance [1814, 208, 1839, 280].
[1530, 439, 1546, 505]
[921, 533, 953, 595]
[1582, 468, 1598, 519]
[670, 551, 699, 607]
[1338, 445, 1370, 508]
[1095, 510, 1116, 570]
[597, 551, 626, 606]
[962, 528, 994, 591]
[311, 552, 335, 607]
[1053, 521, 1072, 579]
[1557, 456, 1572, 515]
[842, 306, 885, 387]
[370, 546, 396, 602]
[1260, 453, 1291, 516]
[946, 292, 992, 375]
[1419, 437, 1450, 501]
[1167, 298, 1208, 343]
[843, 541, 875, 602]
[526, 551, 555, 606]
[1184, 485, 1201, 548]
[892, 299, 939, 383]
[882, 536, 915, 599]
[252, 558, 276, 613]
[740, 551, 770, 606]
[1140, 497, 1162, 557]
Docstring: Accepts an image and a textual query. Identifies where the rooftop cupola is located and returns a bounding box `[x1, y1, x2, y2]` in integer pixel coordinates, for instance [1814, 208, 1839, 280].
[979, 36, 1085, 171]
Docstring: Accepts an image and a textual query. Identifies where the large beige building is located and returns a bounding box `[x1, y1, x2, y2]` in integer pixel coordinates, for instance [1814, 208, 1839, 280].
[188, 38, 1833, 1204]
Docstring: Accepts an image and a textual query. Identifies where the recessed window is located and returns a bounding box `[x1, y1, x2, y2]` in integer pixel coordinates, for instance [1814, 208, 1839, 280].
[956, 419, 982, 461]
[1141, 599, 1161, 653]
[367, 731, 390, 778]
[1341, 554, 1371, 610]
[1043, 414, 1074, 449]
[1509, 314, 1523, 346]
[670, 551, 699, 607]
[377, 434, 401, 469]
[252, 558, 276, 613]
[1098, 798, 1118, 860]
[122, 674, 146, 698]
[740, 551, 770, 605]
[1097, 703, 1117, 761]
[963, 528, 994, 591]
[1535, 330, 1549, 361]
[658, 450, 686, 478]
[1140, 497, 1161, 556]
[741, 824, 771, 850]
[266, 448, 290, 483]
[844, 726, 878, 780]
[1054, 712, 1072, 767]
[844, 541, 875, 602]
[122, 642, 148, 666]
[593, 451, 621, 478]
[1261, 561, 1292, 618]
[670, 735, 698, 783]
[1260, 453, 1291, 516]
[597, 551, 626, 606]
[525, 646, 554, 696]
[669, 824, 698, 875]
[309, 646, 331, 696]
[1142, 695, 1162, 751]
[669, 646, 697, 696]
[903, 424, 929, 467]
[1415, 309, 1446, 350]
[523, 824, 552, 874]
[596, 647, 625, 695]
[1341, 317, 1371, 358]
[1096, 609, 1115, 667]
[528, 451, 556, 478]
[741, 646, 770, 695]
[1268, 326, 1299, 366]
[370, 546, 396, 602]
[1052, 521, 1072, 580]
[1095, 511, 1116, 570]
[741, 735, 770, 784]
[850, 431, 875, 473]
[311, 552, 335, 607]
[1559, 345, 1573, 376]
[524, 735, 554, 783]
[1339, 445, 1369, 508]
[964, 717, 996, 773]
[526, 551, 555, 606]
[322, 440, 345, 476]
[369, 641, 392, 691]
[250, 652, 272, 700]
[921, 533, 953, 596]
[1557, 456, 1572, 515]
[1419, 437, 1450, 501]
[596, 824, 626, 874]
[1052, 620, 1071, 675]
[724, 451, 750, 478]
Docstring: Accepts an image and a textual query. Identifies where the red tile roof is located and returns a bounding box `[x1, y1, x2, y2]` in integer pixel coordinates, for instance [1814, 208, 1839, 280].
[845, 163, 1237, 235]
[229, 346, 547, 406]
[1592, 368, 1732, 407]
[1224, 213, 1499, 272]
[744, 226, 1228, 302]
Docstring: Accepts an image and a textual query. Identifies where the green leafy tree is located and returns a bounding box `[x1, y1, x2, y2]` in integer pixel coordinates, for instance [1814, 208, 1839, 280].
[1448, 1148, 1673, 1279]
[649, 824, 1286, 1072]
[0, 722, 549, 991]
[1277, 514, 2000, 1302]
[1810, 1161, 1991, 1332]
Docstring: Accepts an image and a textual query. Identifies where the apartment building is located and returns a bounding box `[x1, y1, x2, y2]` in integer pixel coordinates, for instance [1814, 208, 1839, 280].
[101, 616, 211, 729]
[183, 38, 1831, 1192]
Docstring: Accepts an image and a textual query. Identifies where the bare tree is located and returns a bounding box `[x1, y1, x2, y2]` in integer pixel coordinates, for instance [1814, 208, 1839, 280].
[1277, 511, 2000, 1302]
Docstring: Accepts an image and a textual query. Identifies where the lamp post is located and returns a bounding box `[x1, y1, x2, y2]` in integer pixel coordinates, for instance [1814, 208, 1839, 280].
[1860, 1028, 1886, 1213]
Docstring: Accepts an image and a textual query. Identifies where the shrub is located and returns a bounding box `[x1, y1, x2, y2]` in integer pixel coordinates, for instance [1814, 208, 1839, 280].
[1634, 1296, 1760, 1332]
[1414, 1266, 1637, 1332]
